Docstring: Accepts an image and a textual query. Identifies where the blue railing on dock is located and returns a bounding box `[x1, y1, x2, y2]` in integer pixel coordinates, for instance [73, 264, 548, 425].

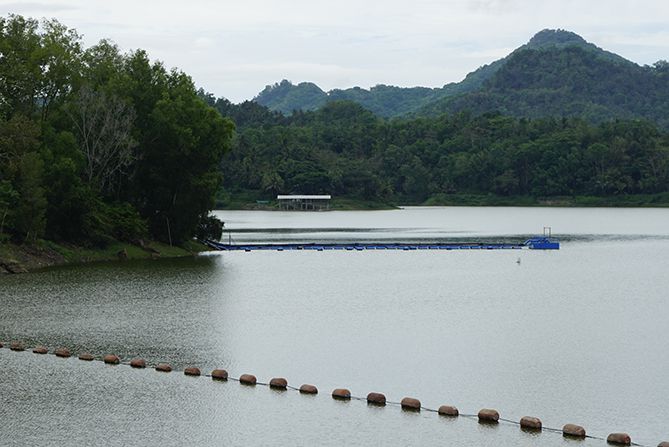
[204, 238, 560, 252]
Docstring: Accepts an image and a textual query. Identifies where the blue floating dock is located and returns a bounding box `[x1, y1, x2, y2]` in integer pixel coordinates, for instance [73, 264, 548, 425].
[204, 237, 559, 252]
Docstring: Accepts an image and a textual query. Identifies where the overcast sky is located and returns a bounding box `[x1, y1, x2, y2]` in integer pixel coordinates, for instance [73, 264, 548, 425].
[2, 0, 668, 102]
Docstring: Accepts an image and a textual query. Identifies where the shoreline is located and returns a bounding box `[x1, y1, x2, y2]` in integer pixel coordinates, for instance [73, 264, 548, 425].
[216, 193, 669, 211]
[0, 239, 209, 274]
[5, 195, 668, 273]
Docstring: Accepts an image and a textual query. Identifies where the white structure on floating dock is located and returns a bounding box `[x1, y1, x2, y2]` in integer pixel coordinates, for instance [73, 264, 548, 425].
[277, 195, 331, 211]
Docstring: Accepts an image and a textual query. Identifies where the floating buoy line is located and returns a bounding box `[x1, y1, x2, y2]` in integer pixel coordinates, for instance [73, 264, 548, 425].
[2, 340, 662, 447]
[203, 236, 560, 252]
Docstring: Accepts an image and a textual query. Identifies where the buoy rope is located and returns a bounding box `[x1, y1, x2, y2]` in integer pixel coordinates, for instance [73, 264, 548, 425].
[0, 342, 655, 447]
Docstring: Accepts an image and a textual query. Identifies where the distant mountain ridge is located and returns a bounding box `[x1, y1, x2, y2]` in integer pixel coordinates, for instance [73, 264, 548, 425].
[254, 80, 443, 117]
[253, 29, 669, 127]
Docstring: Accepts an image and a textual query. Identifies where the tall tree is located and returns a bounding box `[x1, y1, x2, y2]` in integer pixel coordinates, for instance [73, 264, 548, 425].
[13, 152, 47, 241]
[135, 71, 234, 243]
[68, 85, 136, 195]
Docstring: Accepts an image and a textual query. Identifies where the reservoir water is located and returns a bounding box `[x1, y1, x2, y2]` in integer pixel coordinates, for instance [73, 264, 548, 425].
[1, 207, 668, 446]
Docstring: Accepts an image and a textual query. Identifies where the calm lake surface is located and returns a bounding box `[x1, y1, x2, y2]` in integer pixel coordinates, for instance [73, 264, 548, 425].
[1, 207, 668, 446]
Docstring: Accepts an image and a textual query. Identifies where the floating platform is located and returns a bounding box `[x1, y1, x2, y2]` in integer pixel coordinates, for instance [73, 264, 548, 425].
[205, 237, 559, 252]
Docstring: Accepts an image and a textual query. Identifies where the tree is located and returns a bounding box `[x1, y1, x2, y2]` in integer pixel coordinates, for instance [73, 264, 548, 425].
[0, 114, 41, 237]
[260, 169, 284, 196]
[0, 15, 42, 117]
[134, 71, 234, 243]
[13, 152, 47, 241]
[196, 215, 224, 241]
[0, 114, 41, 172]
[82, 39, 124, 89]
[0, 180, 18, 235]
[68, 85, 136, 195]
[0, 16, 82, 121]
[0, 14, 235, 247]
[37, 19, 83, 121]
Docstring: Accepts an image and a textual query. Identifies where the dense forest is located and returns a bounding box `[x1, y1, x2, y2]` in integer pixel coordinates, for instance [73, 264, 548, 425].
[0, 15, 232, 247]
[2, 14, 669, 256]
[205, 97, 669, 206]
[423, 46, 669, 127]
[254, 30, 669, 128]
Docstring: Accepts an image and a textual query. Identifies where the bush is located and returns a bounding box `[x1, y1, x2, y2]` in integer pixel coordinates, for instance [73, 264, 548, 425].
[83, 200, 148, 247]
[195, 214, 224, 241]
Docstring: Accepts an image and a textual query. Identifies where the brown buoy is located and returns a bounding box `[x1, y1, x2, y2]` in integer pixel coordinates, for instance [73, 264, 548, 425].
[239, 374, 257, 385]
[658, 442, 669, 447]
[10, 341, 25, 351]
[438, 405, 459, 417]
[366, 392, 386, 406]
[32, 346, 48, 354]
[299, 384, 318, 394]
[478, 409, 500, 423]
[211, 369, 228, 381]
[269, 378, 288, 390]
[606, 433, 631, 446]
[103, 354, 120, 365]
[54, 347, 71, 358]
[401, 397, 421, 411]
[155, 363, 172, 372]
[130, 358, 146, 368]
[563, 424, 586, 438]
[520, 416, 542, 430]
[184, 367, 201, 376]
[78, 353, 95, 361]
[332, 388, 351, 400]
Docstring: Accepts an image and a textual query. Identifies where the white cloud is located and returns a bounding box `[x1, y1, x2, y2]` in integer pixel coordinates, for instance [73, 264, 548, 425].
[2, 0, 668, 102]
[0, 1, 76, 13]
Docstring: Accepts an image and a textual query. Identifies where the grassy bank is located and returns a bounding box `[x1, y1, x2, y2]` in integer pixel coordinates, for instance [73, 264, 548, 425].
[0, 239, 208, 274]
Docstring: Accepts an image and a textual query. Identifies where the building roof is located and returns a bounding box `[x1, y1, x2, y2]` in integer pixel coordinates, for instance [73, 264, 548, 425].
[277, 195, 331, 200]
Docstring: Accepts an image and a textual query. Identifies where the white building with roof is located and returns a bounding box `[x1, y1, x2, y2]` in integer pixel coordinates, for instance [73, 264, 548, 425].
[276, 195, 331, 210]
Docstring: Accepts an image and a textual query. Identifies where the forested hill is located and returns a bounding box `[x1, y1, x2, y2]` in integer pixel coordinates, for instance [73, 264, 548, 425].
[422, 44, 669, 128]
[254, 80, 443, 117]
[206, 97, 669, 208]
[253, 29, 669, 128]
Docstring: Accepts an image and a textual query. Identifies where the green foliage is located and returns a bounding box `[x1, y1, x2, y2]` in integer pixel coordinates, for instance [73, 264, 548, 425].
[0, 180, 18, 234]
[254, 80, 444, 118]
[424, 46, 669, 128]
[327, 85, 442, 118]
[196, 214, 224, 241]
[216, 97, 669, 205]
[82, 200, 147, 247]
[0, 114, 41, 168]
[0, 14, 232, 247]
[255, 80, 327, 114]
[0, 15, 43, 118]
[13, 152, 47, 241]
[0, 15, 83, 121]
[199, 91, 285, 129]
[0, 113, 44, 241]
[223, 28, 669, 207]
[134, 71, 234, 244]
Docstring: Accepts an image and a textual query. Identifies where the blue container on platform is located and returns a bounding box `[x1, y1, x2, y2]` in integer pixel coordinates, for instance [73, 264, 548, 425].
[524, 237, 560, 250]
